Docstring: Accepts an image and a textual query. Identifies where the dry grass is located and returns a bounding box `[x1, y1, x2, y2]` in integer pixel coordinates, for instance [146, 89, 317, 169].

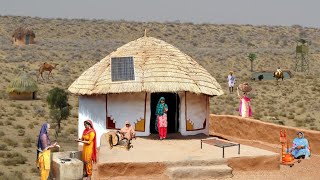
[0, 15, 320, 178]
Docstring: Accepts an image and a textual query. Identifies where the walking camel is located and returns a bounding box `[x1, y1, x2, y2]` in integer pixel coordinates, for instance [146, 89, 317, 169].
[37, 62, 59, 81]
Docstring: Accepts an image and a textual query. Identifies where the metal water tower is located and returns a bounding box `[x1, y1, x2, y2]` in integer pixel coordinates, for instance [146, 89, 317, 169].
[295, 38, 309, 72]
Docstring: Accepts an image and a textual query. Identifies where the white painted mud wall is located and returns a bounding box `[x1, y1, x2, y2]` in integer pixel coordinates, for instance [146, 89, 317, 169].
[107, 92, 150, 136]
[179, 92, 209, 135]
[78, 95, 106, 147]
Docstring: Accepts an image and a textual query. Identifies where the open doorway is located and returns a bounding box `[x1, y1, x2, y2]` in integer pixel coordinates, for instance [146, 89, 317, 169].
[150, 93, 180, 134]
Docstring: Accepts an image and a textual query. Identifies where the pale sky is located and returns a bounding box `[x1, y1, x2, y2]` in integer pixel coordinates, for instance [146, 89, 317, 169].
[0, 0, 319, 27]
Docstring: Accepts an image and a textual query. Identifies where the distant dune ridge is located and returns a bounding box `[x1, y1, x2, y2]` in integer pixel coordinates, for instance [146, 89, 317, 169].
[0, 15, 319, 179]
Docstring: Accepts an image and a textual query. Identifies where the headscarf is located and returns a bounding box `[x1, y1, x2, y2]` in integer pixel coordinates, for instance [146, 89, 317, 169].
[37, 123, 50, 160]
[155, 97, 168, 116]
[82, 120, 97, 163]
[155, 97, 168, 132]
[293, 132, 308, 148]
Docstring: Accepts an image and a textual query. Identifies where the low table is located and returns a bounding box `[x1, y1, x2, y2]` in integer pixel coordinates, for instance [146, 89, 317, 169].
[201, 138, 240, 158]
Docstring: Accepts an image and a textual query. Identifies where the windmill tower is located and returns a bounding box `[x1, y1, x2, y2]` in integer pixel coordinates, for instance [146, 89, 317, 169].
[295, 38, 309, 72]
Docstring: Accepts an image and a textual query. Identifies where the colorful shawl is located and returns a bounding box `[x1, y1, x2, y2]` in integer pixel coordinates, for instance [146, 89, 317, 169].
[82, 120, 97, 163]
[155, 97, 168, 132]
[37, 123, 50, 161]
[239, 96, 252, 117]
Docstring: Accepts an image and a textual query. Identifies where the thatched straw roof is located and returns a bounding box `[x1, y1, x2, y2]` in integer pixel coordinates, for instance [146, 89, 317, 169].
[6, 72, 38, 93]
[12, 27, 35, 40]
[68, 36, 223, 96]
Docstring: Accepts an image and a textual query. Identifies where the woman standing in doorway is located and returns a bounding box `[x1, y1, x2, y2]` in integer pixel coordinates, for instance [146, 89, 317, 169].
[76, 120, 97, 180]
[155, 97, 168, 140]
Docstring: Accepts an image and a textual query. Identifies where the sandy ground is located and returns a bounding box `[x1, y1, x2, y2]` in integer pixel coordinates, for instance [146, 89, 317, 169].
[93, 139, 320, 180]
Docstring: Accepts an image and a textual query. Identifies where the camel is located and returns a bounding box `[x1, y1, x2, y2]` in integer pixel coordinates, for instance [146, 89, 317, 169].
[37, 62, 59, 81]
[273, 71, 284, 81]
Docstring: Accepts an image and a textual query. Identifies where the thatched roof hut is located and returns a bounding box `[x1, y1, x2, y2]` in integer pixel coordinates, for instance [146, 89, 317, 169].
[69, 36, 222, 96]
[7, 72, 38, 100]
[69, 36, 223, 146]
[12, 27, 35, 45]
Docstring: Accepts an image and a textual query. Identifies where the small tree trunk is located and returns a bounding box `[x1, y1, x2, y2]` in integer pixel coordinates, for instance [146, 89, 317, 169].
[251, 61, 253, 72]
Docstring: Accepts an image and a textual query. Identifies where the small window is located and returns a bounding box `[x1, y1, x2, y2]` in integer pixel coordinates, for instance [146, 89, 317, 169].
[111, 57, 135, 81]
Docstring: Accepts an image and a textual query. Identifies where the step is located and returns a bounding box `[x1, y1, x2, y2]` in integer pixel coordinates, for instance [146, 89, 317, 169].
[166, 165, 233, 179]
[165, 159, 227, 167]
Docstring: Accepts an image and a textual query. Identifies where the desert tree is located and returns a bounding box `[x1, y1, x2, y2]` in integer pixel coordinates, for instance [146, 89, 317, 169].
[47, 87, 71, 136]
[248, 53, 257, 72]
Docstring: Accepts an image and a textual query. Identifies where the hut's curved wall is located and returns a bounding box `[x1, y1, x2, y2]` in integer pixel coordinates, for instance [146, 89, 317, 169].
[79, 92, 209, 146]
[78, 95, 107, 146]
[9, 92, 35, 100]
[107, 92, 150, 136]
[179, 92, 209, 135]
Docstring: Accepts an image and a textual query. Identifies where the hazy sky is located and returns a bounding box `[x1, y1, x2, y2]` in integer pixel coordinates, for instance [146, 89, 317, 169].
[1, 0, 319, 27]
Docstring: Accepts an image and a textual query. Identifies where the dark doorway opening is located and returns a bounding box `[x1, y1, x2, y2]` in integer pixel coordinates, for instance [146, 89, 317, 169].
[150, 93, 180, 134]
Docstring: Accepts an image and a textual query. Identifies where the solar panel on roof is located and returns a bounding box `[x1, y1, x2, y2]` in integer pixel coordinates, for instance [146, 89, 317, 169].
[111, 57, 135, 81]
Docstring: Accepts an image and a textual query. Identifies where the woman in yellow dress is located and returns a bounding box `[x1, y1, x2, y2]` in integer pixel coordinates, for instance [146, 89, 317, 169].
[76, 120, 97, 180]
[37, 123, 60, 180]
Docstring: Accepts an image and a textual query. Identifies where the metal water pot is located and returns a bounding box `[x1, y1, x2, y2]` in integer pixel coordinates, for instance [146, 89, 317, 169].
[70, 151, 77, 159]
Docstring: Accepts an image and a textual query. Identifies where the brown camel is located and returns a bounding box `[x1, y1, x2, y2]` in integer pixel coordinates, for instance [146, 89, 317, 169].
[37, 62, 59, 81]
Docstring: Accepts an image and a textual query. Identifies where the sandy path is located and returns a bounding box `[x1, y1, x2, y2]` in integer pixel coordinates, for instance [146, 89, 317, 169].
[93, 141, 320, 180]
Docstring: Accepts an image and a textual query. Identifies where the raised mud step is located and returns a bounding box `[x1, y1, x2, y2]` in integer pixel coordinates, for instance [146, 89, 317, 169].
[166, 165, 233, 179]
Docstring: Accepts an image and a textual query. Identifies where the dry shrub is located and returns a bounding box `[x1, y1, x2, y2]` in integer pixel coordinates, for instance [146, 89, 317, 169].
[287, 113, 295, 119]
[28, 123, 34, 129]
[15, 124, 25, 129]
[18, 129, 25, 136]
[33, 106, 46, 117]
[3, 138, 18, 147]
[295, 119, 305, 127]
[4, 120, 12, 126]
[66, 127, 77, 135]
[8, 117, 16, 121]
[14, 109, 23, 117]
[0, 131, 4, 136]
[2, 152, 27, 166]
[0, 144, 8, 151]
[30, 167, 38, 174]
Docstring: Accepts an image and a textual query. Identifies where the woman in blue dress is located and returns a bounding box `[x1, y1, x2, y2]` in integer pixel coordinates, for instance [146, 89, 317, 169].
[290, 132, 311, 159]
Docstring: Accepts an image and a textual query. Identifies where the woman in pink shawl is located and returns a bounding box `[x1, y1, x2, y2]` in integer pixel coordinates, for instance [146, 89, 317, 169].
[237, 83, 252, 118]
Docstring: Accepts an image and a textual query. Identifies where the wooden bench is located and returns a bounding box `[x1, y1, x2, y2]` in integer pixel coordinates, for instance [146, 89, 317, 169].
[201, 138, 240, 158]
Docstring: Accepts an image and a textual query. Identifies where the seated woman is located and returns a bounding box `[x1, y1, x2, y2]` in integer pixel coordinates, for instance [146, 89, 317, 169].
[290, 132, 311, 159]
[120, 120, 136, 141]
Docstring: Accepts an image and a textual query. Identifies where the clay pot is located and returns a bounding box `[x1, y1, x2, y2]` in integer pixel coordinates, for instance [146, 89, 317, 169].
[283, 154, 294, 162]
[238, 82, 252, 92]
